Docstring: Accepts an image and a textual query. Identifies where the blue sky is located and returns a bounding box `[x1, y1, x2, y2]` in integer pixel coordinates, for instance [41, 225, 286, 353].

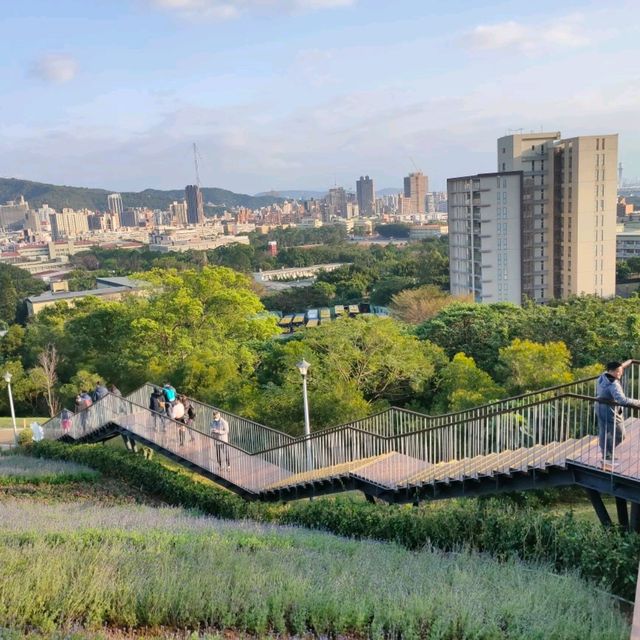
[1, 0, 639, 194]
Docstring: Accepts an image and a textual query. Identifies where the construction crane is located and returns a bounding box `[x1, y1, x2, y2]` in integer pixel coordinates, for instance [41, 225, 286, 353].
[409, 156, 421, 173]
[193, 142, 201, 188]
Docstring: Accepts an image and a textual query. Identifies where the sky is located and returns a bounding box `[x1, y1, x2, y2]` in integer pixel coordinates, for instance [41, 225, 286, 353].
[1, 0, 640, 195]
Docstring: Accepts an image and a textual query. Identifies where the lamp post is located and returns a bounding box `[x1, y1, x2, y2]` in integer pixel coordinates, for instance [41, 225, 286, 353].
[296, 359, 313, 471]
[3, 372, 18, 446]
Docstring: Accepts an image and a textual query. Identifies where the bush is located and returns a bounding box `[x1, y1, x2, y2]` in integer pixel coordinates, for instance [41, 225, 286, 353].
[30, 440, 640, 600]
[16, 429, 31, 447]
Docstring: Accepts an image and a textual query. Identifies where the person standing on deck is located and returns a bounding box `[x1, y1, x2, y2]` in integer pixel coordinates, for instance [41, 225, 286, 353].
[596, 362, 640, 466]
[210, 410, 230, 470]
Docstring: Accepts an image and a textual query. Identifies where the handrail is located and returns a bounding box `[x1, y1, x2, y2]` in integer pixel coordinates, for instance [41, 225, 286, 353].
[139, 382, 295, 441]
[41, 363, 640, 496]
[41, 361, 640, 453]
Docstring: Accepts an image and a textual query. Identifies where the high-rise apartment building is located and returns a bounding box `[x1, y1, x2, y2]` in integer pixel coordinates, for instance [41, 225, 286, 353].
[185, 185, 205, 225]
[403, 172, 428, 215]
[49, 209, 90, 240]
[326, 187, 347, 218]
[449, 131, 618, 305]
[448, 172, 523, 304]
[498, 132, 617, 301]
[356, 176, 375, 216]
[0, 196, 29, 229]
[170, 200, 188, 226]
[107, 193, 123, 219]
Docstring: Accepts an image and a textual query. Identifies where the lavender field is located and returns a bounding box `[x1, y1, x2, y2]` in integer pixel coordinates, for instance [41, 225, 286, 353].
[0, 500, 630, 639]
[0, 453, 99, 484]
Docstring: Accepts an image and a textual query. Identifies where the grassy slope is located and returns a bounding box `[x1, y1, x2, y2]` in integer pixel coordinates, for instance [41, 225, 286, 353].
[0, 499, 629, 639]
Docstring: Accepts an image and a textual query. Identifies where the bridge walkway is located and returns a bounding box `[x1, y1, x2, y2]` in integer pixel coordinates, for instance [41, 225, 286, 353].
[38, 361, 640, 523]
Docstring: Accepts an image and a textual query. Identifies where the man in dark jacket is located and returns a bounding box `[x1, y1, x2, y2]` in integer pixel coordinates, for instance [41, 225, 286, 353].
[596, 362, 640, 465]
[149, 386, 165, 432]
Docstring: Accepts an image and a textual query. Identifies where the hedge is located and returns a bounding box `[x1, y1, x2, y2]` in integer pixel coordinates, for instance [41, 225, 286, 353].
[29, 440, 640, 601]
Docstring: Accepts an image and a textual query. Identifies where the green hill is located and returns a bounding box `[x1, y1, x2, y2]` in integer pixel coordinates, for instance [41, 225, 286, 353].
[0, 177, 283, 212]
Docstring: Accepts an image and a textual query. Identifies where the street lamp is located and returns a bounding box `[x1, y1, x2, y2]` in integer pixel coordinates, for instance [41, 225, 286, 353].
[296, 359, 313, 470]
[3, 372, 18, 446]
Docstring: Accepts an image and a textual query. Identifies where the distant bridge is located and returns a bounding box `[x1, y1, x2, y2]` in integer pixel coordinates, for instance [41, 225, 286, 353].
[42, 362, 640, 530]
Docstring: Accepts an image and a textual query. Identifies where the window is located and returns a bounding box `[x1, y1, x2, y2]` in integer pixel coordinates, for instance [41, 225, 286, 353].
[602, 138, 606, 150]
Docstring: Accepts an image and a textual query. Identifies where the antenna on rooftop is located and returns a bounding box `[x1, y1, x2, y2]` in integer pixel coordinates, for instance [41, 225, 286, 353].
[193, 142, 201, 188]
[619, 162, 624, 190]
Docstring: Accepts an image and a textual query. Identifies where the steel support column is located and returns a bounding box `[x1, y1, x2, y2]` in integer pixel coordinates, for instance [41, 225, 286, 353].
[585, 488, 612, 528]
[616, 497, 629, 531]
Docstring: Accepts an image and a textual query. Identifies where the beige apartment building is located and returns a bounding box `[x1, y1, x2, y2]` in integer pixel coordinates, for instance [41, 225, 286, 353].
[49, 208, 90, 240]
[498, 132, 617, 302]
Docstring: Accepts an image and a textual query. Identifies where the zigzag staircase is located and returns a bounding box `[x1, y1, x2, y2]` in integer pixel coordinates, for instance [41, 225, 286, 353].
[40, 362, 640, 521]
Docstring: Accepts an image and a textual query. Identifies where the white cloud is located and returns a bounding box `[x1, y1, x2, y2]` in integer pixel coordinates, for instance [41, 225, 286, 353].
[148, 0, 355, 20]
[30, 53, 78, 84]
[467, 15, 591, 53]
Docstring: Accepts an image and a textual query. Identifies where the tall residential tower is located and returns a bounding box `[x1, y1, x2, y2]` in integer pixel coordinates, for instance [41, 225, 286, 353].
[356, 176, 375, 216]
[449, 131, 618, 304]
[185, 185, 205, 225]
[403, 172, 428, 215]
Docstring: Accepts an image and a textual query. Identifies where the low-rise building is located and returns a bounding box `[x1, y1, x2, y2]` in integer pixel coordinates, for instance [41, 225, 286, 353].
[25, 276, 146, 316]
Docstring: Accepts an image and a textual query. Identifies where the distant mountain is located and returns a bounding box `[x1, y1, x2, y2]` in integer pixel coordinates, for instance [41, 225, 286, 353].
[255, 189, 327, 200]
[0, 177, 283, 212]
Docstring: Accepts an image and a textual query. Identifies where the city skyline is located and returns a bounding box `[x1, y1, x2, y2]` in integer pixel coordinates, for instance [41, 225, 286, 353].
[1, 1, 639, 193]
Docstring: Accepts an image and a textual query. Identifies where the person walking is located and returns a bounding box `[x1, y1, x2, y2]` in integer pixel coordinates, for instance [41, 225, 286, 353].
[60, 407, 73, 435]
[210, 410, 230, 470]
[162, 383, 177, 416]
[108, 383, 126, 414]
[149, 386, 165, 432]
[77, 391, 93, 434]
[171, 397, 186, 445]
[596, 361, 640, 467]
[184, 397, 197, 443]
[93, 381, 109, 403]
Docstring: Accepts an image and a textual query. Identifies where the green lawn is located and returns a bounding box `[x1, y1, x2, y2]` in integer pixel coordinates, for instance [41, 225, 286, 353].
[0, 417, 47, 428]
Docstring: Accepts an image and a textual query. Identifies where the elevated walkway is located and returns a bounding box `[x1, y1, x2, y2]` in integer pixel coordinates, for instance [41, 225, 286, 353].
[40, 361, 640, 526]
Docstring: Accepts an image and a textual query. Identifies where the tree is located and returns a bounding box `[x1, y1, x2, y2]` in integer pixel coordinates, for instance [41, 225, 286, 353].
[37, 344, 60, 417]
[416, 303, 524, 377]
[617, 261, 632, 282]
[433, 353, 505, 413]
[0, 273, 18, 325]
[498, 338, 572, 395]
[390, 286, 473, 325]
[375, 223, 411, 238]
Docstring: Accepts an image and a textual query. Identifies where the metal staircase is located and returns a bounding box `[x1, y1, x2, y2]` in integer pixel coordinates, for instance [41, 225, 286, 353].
[40, 361, 640, 522]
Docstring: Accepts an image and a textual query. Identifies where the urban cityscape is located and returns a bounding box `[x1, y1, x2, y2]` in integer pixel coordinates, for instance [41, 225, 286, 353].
[2, 1, 640, 639]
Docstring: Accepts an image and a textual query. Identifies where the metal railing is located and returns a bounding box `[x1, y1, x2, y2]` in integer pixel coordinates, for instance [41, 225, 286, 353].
[38, 361, 640, 495]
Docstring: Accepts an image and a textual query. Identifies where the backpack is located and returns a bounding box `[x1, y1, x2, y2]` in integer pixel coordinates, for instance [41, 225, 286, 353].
[163, 386, 176, 403]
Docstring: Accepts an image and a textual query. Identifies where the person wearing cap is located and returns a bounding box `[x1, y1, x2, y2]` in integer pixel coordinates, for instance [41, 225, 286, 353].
[210, 410, 230, 470]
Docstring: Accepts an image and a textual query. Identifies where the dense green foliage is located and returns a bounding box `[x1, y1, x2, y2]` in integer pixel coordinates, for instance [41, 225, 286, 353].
[0, 177, 282, 212]
[30, 441, 640, 602]
[250, 317, 444, 432]
[418, 296, 640, 374]
[0, 263, 47, 325]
